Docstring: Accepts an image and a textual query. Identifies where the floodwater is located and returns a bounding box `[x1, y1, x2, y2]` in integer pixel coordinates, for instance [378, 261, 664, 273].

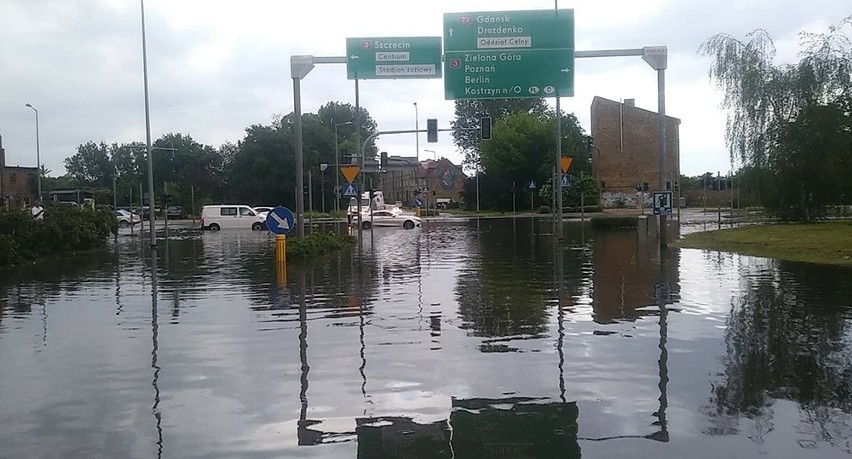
[1, 218, 851, 458]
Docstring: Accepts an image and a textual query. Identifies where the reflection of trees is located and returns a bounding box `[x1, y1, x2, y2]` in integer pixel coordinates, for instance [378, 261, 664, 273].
[707, 262, 852, 451]
[454, 220, 563, 338]
[353, 398, 579, 459]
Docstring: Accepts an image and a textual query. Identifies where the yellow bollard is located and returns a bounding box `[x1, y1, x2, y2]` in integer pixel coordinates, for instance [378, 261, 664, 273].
[415, 207, 421, 217]
[276, 234, 287, 263]
[276, 235, 287, 285]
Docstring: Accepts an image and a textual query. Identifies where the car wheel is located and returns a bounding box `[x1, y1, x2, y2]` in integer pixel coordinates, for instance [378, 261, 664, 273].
[119, 220, 130, 228]
[252, 222, 263, 231]
[209, 223, 221, 231]
[403, 220, 415, 230]
[362, 221, 372, 230]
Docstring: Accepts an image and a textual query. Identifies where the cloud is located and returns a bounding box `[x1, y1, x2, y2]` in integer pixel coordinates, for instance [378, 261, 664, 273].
[1, 0, 847, 176]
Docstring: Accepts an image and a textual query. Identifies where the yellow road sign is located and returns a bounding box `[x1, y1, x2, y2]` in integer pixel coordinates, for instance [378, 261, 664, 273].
[341, 166, 359, 183]
[560, 156, 573, 173]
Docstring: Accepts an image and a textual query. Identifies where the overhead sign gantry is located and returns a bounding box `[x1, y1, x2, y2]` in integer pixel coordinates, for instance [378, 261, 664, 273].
[443, 10, 575, 100]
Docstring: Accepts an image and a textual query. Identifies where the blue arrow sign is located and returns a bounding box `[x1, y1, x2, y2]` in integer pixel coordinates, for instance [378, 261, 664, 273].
[561, 174, 571, 188]
[414, 197, 423, 207]
[342, 183, 360, 197]
[266, 206, 295, 235]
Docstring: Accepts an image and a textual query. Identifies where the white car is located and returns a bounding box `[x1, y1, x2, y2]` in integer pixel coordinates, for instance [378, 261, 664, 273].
[201, 205, 266, 231]
[115, 210, 142, 227]
[358, 209, 421, 230]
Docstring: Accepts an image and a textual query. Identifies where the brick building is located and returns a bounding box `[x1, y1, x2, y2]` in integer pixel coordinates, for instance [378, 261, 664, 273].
[377, 156, 419, 206]
[590, 97, 680, 208]
[418, 158, 465, 206]
[377, 156, 466, 207]
[0, 134, 38, 209]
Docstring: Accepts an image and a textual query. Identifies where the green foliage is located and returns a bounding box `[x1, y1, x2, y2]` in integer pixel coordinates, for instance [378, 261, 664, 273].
[538, 205, 551, 214]
[700, 18, 852, 221]
[451, 98, 549, 166]
[0, 205, 116, 267]
[65, 141, 114, 188]
[472, 111, 588, 211]
[286, 231, 356, 259]
[590, 217, 638, 230]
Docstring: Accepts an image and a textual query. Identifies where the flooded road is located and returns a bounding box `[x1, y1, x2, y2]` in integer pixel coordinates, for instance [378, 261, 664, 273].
[1, 218, 851, 458]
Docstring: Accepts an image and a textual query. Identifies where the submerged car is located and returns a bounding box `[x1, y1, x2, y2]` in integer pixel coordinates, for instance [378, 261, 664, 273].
[115, 210, 142, 227]
[358, 208, 421, 230]
[166, 205, 185, 219]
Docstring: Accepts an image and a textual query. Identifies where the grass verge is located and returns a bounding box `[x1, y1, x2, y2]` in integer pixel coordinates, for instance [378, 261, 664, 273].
[677, 221, 852, 266]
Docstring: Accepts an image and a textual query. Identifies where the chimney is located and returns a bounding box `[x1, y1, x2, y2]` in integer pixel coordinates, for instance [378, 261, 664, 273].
[624, 98, 635, 107]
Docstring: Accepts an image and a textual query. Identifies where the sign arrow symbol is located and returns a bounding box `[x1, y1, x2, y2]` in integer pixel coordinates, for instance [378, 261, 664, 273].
[270, 212, 290, 230]
[448, 27, 454, 37]
[560, 68, 570, 73]
[350, 55, 359, 60]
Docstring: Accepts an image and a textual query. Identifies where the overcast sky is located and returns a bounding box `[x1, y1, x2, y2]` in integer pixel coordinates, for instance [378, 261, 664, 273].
[0, 0, 847, 177]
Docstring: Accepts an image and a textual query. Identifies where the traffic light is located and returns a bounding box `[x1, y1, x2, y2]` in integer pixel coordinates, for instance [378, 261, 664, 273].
[380, 151, 388, 169]
[481, 117, 492, 140]
[427, 119, 438, 143]
[643, 182, 650, 192]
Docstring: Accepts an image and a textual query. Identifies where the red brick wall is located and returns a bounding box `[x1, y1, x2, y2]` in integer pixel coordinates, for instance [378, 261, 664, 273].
[591, 97, 680, 208]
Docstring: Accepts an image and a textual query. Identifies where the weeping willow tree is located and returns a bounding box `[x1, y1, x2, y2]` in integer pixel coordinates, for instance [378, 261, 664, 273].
[700, 18, 852, 220]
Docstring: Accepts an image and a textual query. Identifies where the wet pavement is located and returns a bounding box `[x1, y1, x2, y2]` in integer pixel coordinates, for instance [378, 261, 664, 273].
[1, 217, 851, 458]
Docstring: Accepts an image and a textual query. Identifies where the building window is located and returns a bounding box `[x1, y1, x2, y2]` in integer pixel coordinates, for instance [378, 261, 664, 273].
[10, 173, 16, 184]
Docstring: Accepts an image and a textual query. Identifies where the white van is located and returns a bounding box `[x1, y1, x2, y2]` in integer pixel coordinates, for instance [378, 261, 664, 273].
[201, 205, 266, 231]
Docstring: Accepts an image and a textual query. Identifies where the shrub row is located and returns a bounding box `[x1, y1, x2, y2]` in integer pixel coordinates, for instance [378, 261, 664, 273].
[0, 204, 116, 267]
[286, 231, 356, 259]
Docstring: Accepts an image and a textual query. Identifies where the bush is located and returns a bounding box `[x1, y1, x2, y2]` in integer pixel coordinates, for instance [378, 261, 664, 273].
[538, 206, 551, 214]
[287, 231, 356, 259]
[419, 209, 440, 217]
[0, 204, 116, 267]
[590, 216, 638, 230]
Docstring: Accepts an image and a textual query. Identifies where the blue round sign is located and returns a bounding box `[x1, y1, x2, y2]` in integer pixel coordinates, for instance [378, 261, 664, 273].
[266, 206, 295, 235]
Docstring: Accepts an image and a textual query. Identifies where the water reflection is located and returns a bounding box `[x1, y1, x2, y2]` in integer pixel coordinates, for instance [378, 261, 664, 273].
[706, 261, 852, 451]
[2, 220, 851, 457]
[355, 398, 580, 458]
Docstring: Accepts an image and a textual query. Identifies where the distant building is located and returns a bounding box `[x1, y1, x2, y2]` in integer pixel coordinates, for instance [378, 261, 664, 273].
[0, 134, 38, 209]
[376, 156, 466, 208]
[376, 156, 419, 206]
[590, 97, 681, 208]
[418, 158, 466, 207]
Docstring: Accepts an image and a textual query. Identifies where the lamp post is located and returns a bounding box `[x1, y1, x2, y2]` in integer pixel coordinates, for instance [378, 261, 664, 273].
[334, 121, 352, 212]
[140, 0, 156, 247]
[424, 149, 436, 160]
[413, 102, 420, 161]
[24, 103, 41, 201]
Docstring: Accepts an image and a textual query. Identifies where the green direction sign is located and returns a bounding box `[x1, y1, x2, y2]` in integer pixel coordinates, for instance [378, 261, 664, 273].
[443, 9, 574, 100]
[346, 36, 442, 80]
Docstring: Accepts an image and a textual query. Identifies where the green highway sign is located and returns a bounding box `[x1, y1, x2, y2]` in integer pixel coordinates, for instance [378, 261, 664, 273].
[443, 9, 574, 100]
[346, 36, 442, 80]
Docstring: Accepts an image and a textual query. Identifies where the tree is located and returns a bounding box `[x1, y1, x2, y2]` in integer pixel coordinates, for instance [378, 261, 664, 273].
[64, 141, 114, 188]
[700, 17, 852, 220]
[451, 98, 549, 168]
[476, 111, 588, 211]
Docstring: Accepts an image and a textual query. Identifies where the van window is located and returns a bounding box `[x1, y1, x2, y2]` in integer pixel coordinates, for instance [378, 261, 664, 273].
[220, 207, 237, 216]
[239, 207, 256, 216]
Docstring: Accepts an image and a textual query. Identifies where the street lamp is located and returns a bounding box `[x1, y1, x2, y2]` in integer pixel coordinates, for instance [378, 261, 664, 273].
[334, 121, 352, 212]
[424, 149, 436, 160]
[24, 103, 41, 201]
[413, 102, 420, 161]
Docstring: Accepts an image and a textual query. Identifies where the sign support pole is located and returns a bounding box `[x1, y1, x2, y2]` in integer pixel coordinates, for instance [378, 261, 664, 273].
[556, 96, 564, 239]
